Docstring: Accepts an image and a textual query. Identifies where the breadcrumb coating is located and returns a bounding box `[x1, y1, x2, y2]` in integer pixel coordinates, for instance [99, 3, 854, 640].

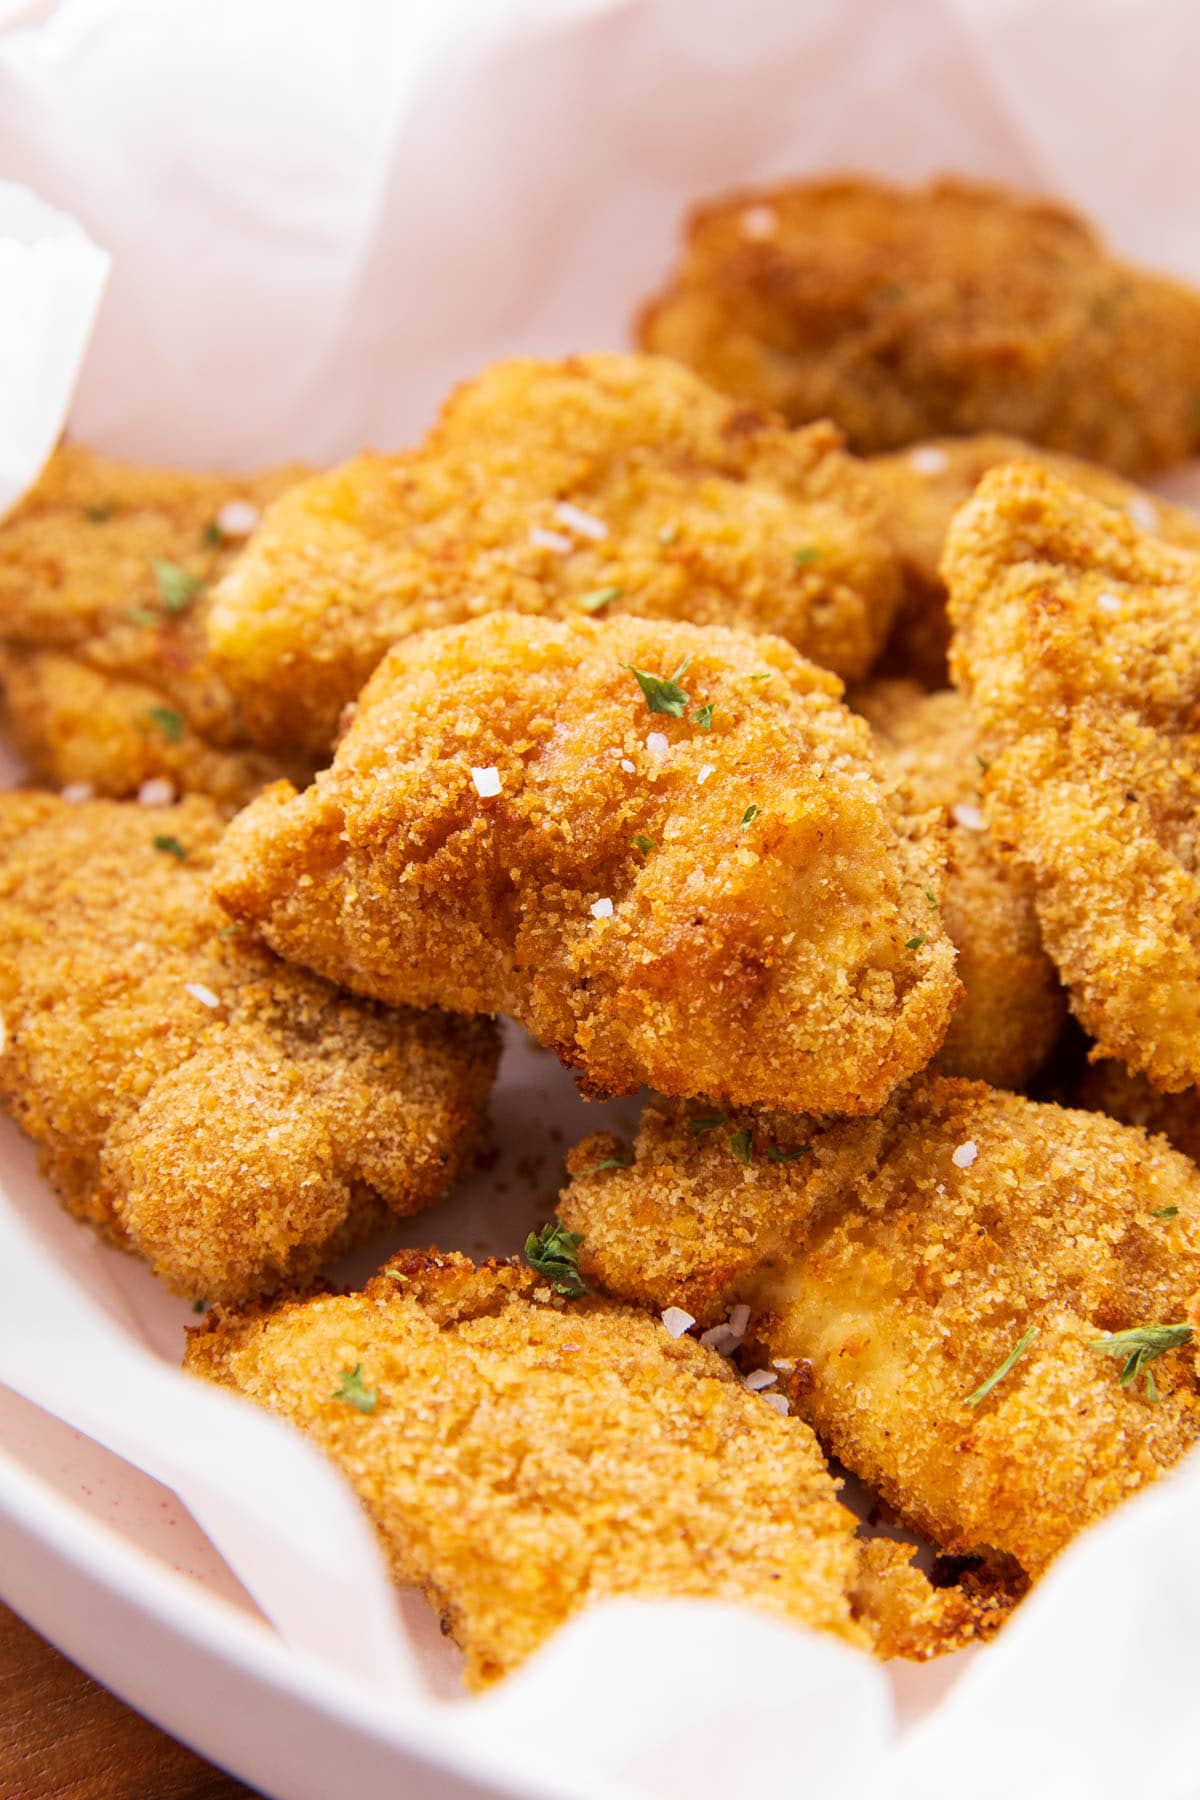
[213, 614, 958, 1115]
[1072, 1062, 1200, 1167]
[185, 1250, 977, 1685]
[945, 464, 1200, 1092]
[854, 680, 1064, 1089]
[0, 446, 312, 805]
[562, 1078, 1200, 1577]
[638, 177, 1200, 474]
[206, 353, 901, 754]
[870, 435, 1200, 685]
[0, 793, 497, 1301]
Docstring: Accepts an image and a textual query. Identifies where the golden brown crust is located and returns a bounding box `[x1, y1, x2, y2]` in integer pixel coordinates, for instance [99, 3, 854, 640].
[870, 436, 1200, 686]
[184, 1249, 871, 1687]
[0, 446, 312, 805]
[854, 680, 1065, 1088]
[561, 1076, 1200, 1577]
[945, 463, 1200, 1091]
[639, 176, 1200, 473]
[0, 793, 497, 1300]
[206, 353, 901, 753]
[1071, 1062, 1200, 1166]
[213, 613, 958, 1115]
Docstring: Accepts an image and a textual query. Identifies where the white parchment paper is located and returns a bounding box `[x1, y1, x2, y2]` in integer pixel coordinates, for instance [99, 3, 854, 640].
[2, 2, 1200, 1794]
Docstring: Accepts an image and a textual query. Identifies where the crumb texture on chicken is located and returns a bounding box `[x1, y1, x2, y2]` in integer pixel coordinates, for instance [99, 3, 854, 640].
[0, 793, 497, 1300]
[213, 613, 958, 1115]
[184, 1250, 873, 1686]
[946, 463, 1200, 1092]
[639, 176, 1200, 474]
[206, 352, 901, 753]
[563, 1076, 1200, 1578]
[854, 679, 1064, 1089]
[0, 446, 312, 805]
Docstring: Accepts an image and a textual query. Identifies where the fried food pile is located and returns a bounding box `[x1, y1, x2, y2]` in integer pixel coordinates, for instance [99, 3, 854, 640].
[5, 167, 1200, 1691]
[639, 176, 1200, 474]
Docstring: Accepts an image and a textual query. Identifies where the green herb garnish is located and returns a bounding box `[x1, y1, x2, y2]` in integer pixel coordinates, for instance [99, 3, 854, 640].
[739, 804, 759, 829]
[85, 502, 115, 523]
[124, 606, 160, 628]
[729, 1128, 754, 1164]
[745, 672, 773, 684]
[688, 1113, 728, 1135]
[145, 705, 185, 743]
[1090, 1323, 1192, 1401]
[202, 518, 223, 548]
[693, 703, 714, 731]
[191, 1298, 207, 1315]
[631, 835, 656, 854]
[906, 934, 926, 950]
[965, 1325, 1039, 1407]
[766, 1144, 811, 1163]
[577, 585, 623, 614]
[793, 546, 820, 568]
[624, 658, 691, 718]
[152, 834, 187, 861]
[585, 1156, 634, 1174]
[924, 887, 939, 909]
[524, 1222, 589, 1297]
[1153, 1206, 1180, 1220]
[333, 1364, 377, 1414]
[152, 559, 203, 614]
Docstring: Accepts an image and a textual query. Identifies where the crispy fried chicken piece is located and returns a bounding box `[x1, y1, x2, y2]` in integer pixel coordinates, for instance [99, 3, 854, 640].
[870, 436, 1200, 685]
[946, 464, 1200, 1092]
[213, 614, 958, 1115]
[0, 447, 313, 806]
[638, 177, 1200, 474]
[0, 793, 497, 1301]
[854, 680, 1064, 1088]
[561, 1078, 1200, 1578]
[1071, 1063, 1200, 1166]
[206, 353, 901, 754]
[185, 1250, 978, 1685]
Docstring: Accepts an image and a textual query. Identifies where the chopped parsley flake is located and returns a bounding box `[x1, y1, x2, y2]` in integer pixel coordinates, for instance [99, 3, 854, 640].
[793, 546, 820, 568]
[976, 754, 990, 773]
[965, 1325, 1039, 1407]
[577, 585, 623, 614]
[586, 1155, 634, 1174]
[693, 702, 714, 731]
[524, 1222, 589, 1297]
[924, 887, 939, 909]
[1090, 1322, 1192, 1400]
[766, 1144, 811, 1163]
[746, 672, 773, 684]
[191, 1298, 207, 1314]
[739, 804, 759, 829]
[624, 659, 691, 717]
[688, 1113, 728, 1135]
[152, 834, 187, 861]
[729, 1128, 754, 1164]
[85, 502, 115, 522]
[631, 835, 656, 854]
[202, 518, 223, 548]
[333, 1364, 377, 1413]
[145, 705, 185, 743]
[1153, 1205, 1180, 1220]
[124, 606, 160, 628]
[217, 920, 242, 940]
[152, 559, 204, 613]
[906, 934, 926, 950]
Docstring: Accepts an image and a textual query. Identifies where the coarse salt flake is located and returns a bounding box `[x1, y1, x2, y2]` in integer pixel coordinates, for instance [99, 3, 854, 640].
[909, 446, 948, 476]
[952, 1139, 979, 1169]
[662, 1307, 696, 1339]
[1127, 495, 1158, 532]
[529, 525, 573, 554]
[952, 802, 986, 832]
[215, 499, 260, 539]
[646, 732, 669, 758]
[185, 982, 220, 1010]
[696, 764, 716, 786]
[471, 766, 502, 798]
[744, 1369, 778, 1391]
[761, 1392, 790, 1416]
[554, 500, 608, 541]
[590, 897, 614, 920]
[728, 1303, 751, 1338]
[699, 1324, 741, 1357]
[137, 777, 176, 807]
[740, 204, 778, 240]
[60, 782, 94, 804]
[620, 758, 636, 774]
[1097, 591, 1122, 614]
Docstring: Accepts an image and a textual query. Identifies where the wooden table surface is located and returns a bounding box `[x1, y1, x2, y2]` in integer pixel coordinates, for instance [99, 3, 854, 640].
[0, 1601, 258, 1800]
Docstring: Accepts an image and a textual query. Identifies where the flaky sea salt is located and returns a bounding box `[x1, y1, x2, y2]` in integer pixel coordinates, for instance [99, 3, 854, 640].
[699, 1324, 742, 1358]
[60, 782, 94, 804]
[1097, 591, 1122, 615]
[619, 758, 636, 774]
[471, 766, 502, 798]
[740, 204, 778, 241]
[529, 525, 573, 553]
[661, 1307, 696, 1339]
[952, 802, 985, 831]
[185, 982, 220, 1010]
[909, 445, 948, 476]
[554, 500, 608, 541]
[744, 1369, 778, 1391]
[952, 1139, 979, 1169]
[590, 897, 614, 920]
[697, 764, 715, 786]
[137, 777, 176, 807]
[646, 732, 669, 758]
[728, 1303, 751, 1339]
[215, 498, 260, 539]
[1127, 495, 1158, 532]
[761, 1392, 790, 1416]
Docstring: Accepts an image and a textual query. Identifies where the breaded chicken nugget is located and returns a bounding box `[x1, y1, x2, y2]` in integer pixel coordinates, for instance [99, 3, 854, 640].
[561, 1079, 1200, 1577]
[871, 436, 1200, 685]
[185, 1249, 978, 1685]
[639, 177, 1200, 474]
[0, 793, 497, 1301]
[946, 464, 1200, 1092]
[1072, 1062, 1200, 1167]
[854, 680, 1064, 1089]
[213, 614, 958, 1115]
[0, 446, 312, 806]
[206, 353, 901, 754]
